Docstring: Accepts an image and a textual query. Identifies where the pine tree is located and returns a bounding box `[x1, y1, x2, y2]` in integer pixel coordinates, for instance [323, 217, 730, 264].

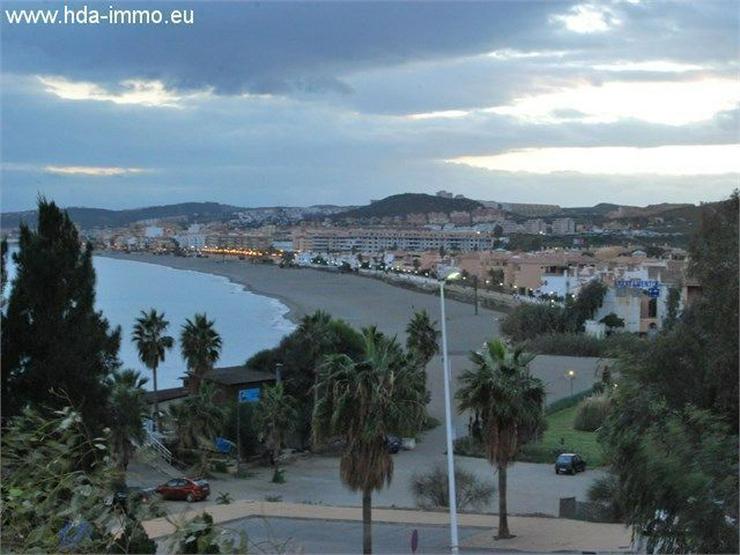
[1, 199, 121, 430]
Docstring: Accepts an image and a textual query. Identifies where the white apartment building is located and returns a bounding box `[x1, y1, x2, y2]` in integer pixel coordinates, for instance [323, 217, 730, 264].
[524, 219, 547, 234]
[551, 218, 576, 235]
[173, 233, 206, 250]
[292, 228, 496, 253]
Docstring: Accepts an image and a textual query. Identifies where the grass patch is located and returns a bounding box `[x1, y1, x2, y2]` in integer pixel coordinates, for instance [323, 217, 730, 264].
[455, 404, 606, 467]
[521, 404, 605, 466]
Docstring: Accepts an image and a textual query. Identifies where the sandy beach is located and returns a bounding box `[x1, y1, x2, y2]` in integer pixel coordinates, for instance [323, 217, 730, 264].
[98, 252, 503, 356]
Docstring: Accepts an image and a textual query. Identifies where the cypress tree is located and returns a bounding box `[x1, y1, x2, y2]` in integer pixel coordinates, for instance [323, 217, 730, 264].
[1, 199, 121, 429]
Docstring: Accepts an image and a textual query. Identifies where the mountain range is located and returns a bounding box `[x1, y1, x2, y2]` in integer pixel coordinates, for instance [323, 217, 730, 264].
[0, 194, 703, 231]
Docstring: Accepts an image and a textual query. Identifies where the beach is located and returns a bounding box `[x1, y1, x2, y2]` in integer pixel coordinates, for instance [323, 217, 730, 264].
[98, 252, 503, 356]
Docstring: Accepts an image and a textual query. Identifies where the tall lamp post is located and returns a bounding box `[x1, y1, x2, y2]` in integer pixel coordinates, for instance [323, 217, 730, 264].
[439, 270, 461, 554]
[566, 369, 576, 397]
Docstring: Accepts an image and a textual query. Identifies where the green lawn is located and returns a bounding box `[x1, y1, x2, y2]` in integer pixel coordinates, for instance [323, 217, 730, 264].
[517, 405, 606, 466]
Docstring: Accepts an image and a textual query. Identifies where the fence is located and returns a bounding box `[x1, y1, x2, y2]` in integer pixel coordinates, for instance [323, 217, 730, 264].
[559, 496, 621, 523]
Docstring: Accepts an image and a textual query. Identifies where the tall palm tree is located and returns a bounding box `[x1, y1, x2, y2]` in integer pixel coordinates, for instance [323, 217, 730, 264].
[180, 313, 222, 393]
[313, 327, 427, 554]
[405, 309, 440, 369]
[168, 381, 226, 471]
[255, 383, 298, 482]
[456, 339, 545, 540]
[107, 369, 149, 471]
[132, 309, 174, 431]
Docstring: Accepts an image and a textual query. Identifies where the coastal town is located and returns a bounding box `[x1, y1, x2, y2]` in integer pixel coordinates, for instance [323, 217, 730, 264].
[2, 1, 738, 554]
[23, 190, 696, 339]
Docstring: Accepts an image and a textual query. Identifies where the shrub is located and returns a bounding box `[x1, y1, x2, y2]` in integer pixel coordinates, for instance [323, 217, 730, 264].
[587, 475, 626, 522]
[601, 332, 645, 358]
[501, 303, 569, 342]
[545, 388, 596, 415]
[411, 465, 495, 512]
[526, 333, 604, 357]
[526, 331, 645, 358]
[215, 491, 233, 505]
[600, 312, 625, 329]
[573, 394, 611, 432]
[453, 435, 485, 458]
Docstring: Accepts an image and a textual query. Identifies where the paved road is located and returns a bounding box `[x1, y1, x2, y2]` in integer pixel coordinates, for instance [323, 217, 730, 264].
[130, 353, 607, 517]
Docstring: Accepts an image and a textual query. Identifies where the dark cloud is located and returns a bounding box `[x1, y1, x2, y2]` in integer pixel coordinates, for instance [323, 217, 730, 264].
[1, 1, 574, 95]
[1, 1, 737, 211]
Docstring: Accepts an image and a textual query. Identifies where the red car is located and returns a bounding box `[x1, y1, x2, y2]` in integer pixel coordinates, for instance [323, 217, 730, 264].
[155, 478, 210, 502]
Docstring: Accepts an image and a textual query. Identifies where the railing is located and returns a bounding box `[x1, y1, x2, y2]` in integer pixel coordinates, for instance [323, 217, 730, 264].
[143, 428, 173, 465]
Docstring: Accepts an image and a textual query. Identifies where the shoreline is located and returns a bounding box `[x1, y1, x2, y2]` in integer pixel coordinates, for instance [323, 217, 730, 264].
[95, 251, 504, 355]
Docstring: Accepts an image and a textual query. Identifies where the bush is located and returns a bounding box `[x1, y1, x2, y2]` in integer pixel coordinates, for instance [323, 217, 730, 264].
[501, 303, 569, 342]
[526, 333, 604, 357]
[453, 435, 485, 458]
[411, 465, 495, 512]
[545, 388, 596, 415]
[600, 332, 645, 357]
[573, 394, 611, 432]
[526, 331, 645, 358]
[587, 474, 626, 522]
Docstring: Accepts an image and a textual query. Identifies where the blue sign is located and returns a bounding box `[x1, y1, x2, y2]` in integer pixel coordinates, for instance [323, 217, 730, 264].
[616, 279, 660, 289]
[238, 387, 260, 403]
[647, 286, 661, 298]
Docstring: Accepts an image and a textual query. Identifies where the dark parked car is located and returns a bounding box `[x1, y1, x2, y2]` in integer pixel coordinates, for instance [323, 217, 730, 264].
[110, 486, 155, 511]
[386, 435, 402, 454]
[555, 453, 586, 475]
[155, 478, 210, 502]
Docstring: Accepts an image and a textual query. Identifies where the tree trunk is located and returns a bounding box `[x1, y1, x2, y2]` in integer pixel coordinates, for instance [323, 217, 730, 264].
[152, 365, 159, 432]
[496, 465, 513, 539]
[362, 488, 372, 554]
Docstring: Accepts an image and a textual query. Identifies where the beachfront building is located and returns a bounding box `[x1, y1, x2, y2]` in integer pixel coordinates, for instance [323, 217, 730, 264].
[292, 227, 497, 253]
[205, 232, 272, 252]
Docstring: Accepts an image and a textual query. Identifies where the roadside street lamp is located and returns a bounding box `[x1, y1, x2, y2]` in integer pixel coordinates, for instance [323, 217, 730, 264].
[438, 270, 461, 554]
[566, 369, 576, 397]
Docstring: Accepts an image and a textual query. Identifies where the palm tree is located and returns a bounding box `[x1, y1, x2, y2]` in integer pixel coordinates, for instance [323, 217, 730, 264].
[313, 327, 427, 554]
[180, 313, 222, 393]
[168, 381, 226, 472]
[456, 339, 545, 540]
[132, 309, 174, 431]
[405, 309, 440, 369]
[255, 383, 298, 482]
[108, 369, 149, 471]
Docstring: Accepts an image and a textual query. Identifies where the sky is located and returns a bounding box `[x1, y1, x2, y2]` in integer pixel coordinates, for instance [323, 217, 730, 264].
[1, 0, 738, 212]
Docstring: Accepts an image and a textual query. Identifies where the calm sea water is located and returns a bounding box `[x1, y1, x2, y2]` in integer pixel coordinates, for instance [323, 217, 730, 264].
[5, 251, 295, 390]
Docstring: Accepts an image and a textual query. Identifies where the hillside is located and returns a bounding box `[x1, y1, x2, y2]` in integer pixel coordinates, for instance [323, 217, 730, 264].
[0, 202, 245, 230]
[334, 193, 483, 220]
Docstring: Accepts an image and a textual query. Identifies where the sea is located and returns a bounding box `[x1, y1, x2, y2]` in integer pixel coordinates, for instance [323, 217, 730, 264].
[4, 250, 296, 390]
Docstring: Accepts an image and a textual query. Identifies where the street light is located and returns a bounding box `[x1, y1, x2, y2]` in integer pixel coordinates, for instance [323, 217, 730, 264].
[566, 369, 576, 397]
[438, 269, 460, 554]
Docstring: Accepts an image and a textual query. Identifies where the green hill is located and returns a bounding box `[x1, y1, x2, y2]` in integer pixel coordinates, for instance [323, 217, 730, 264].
[334, 193, 482, 220]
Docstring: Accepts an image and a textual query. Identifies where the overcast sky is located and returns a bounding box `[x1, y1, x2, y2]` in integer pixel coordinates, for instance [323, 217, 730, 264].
[1, 0, 738, 211]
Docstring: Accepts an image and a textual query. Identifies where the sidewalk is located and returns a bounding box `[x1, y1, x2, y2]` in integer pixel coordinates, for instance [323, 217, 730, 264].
[143, 499, 632, 553]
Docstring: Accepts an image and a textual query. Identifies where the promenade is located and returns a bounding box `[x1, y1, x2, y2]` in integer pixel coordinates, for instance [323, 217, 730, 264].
[144, 499, 632, 553]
